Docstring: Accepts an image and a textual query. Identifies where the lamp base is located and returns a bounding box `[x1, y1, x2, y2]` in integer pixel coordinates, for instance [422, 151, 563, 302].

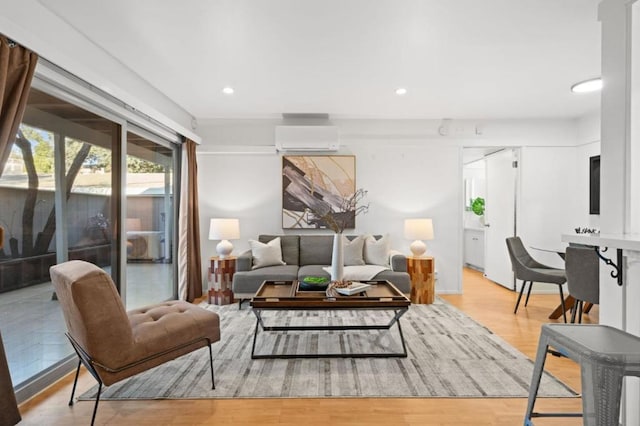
[216, 240, 233, 258]
[409, 240, 427, 257]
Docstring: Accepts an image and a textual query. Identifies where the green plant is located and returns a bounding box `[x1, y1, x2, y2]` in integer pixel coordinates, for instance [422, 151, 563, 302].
[471, 197, 485, 216]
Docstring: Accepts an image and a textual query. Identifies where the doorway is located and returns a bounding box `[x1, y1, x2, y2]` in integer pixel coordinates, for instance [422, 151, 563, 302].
[462, 147, 519, 290]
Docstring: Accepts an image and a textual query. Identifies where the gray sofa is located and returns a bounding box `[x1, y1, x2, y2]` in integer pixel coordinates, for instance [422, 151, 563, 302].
[232, 234, 410, 303]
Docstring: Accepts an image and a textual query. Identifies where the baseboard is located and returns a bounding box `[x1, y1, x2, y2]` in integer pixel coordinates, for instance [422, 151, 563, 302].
[15, 355, 76, 404]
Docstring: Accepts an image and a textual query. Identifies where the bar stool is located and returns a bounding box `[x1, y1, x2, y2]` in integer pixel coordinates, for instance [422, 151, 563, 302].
[525, 324, 640, 426]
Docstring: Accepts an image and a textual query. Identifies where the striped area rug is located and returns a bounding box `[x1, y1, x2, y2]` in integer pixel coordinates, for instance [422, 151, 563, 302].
[80, 300, 576, 400]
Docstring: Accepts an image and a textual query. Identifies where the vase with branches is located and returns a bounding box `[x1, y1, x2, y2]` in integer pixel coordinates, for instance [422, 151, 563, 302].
[310, 188, 369, 283]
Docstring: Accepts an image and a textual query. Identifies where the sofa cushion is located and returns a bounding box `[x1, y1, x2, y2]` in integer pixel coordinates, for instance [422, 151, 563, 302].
[298, 265, 331, 282]
[364, 234, 390, 266]
[343, 235, 365, 266]
[249, 237, 286, 269]
[259, 235, 300, 265]
[232, 265, 299, 294]
[299, 235, 333, 266]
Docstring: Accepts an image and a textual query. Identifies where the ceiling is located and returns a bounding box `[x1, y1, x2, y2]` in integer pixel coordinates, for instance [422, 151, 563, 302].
[40, 0, 602, 121]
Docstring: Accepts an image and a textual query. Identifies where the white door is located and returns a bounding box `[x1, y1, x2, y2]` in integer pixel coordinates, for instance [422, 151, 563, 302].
[483, 149, 518, 289]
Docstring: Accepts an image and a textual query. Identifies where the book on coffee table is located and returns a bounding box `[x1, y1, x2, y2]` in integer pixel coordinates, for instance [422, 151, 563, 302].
[335, 282, 371, 296]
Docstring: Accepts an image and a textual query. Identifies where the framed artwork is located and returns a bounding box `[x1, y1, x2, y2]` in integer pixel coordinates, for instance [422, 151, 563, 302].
[282, 155, 356, 230]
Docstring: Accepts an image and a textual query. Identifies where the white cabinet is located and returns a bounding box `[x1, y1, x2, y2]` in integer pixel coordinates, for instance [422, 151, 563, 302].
[464, 228, 485, 270]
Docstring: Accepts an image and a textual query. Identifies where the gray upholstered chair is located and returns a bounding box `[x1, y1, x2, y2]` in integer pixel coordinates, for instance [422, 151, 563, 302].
[505, 237, 568, 322]
[565, 246, 599, 323]
[50, 260, 221, 425]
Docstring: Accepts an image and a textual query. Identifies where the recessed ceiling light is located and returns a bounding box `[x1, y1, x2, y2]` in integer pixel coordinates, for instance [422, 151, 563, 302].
[571, 78, 602, 93]
[222, 87, 235, 95]
[395, 87, 407, 96]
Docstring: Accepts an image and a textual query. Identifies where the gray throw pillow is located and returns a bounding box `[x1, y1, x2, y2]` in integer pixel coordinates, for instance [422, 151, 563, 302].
[343, 235, 365, 266]
[249, 237, 286, 269]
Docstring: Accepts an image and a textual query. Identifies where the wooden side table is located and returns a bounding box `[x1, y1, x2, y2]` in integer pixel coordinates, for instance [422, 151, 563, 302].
[407, 256, 435, 304]
[208, 256, 236, 305]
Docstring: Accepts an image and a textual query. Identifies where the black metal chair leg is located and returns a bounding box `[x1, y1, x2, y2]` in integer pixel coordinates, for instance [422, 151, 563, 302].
[514, 281, 527, 314]
[578, 300, 584, 324]
[524, 280, 534, 306]
[559, 285, 567, 323]
[570, 301, 578, 323]
[91, 382, 102, 426]
[69, 360, 81, 406]
[208, 344, 215, 389]
[239, 299, 245, 310]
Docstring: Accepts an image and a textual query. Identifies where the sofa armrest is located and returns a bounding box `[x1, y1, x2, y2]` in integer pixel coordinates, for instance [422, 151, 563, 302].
[389, 250, 407, 272]
[236, 250, 253, 271]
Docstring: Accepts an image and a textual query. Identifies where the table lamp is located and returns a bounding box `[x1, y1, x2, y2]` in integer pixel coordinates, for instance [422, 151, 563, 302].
[209, 218, 240, 258]
[404, 218, 434, 257]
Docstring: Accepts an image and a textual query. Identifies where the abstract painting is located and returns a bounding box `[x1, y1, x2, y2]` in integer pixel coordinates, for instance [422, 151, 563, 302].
[282, 155, 356, 230]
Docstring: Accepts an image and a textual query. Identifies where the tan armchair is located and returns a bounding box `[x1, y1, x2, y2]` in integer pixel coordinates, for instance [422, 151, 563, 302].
[50, 260, 220, 425]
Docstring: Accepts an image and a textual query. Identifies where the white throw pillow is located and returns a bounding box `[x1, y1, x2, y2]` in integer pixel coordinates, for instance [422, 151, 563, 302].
[343, 235, 365, 266]
[364, 234, 390, 266]
[249, 237, 286, 269]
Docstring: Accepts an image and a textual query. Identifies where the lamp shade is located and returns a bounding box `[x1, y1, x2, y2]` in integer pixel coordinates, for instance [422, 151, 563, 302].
[208, 218, 240, 241]
[404, 219, 434, 240]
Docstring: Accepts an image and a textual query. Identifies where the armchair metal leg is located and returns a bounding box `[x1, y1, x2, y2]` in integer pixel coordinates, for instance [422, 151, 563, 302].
[514, 281, 528, 314]
[239, 299, 245, 310]
[91, 382, 102, 426]
[69, 360, 81, 406]
[208, 344, 215, 390]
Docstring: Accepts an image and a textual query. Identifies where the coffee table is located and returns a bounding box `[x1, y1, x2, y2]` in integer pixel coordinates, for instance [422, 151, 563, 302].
[249, 280, 410, 359]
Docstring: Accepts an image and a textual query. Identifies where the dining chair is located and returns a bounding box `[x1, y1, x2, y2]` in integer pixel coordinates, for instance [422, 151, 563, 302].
[505, 237, 568, 322]
[565, 246, 599, 323]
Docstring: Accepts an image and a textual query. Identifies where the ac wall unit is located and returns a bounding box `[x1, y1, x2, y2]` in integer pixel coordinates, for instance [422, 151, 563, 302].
[275, 125, 339, 152]
[127, 231, 163, 261]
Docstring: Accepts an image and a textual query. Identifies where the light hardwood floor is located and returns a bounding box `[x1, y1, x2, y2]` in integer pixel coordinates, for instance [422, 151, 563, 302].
[18, 268, 595, 425]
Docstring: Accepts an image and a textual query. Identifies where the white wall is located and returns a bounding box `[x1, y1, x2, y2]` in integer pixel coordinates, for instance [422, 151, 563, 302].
[0, 1, 198, 141]
[197, 118, 588, 295]
[518, 146, 582, 269]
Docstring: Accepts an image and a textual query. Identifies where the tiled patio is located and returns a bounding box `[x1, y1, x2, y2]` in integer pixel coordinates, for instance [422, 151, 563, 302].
[0, 262, 174, 387]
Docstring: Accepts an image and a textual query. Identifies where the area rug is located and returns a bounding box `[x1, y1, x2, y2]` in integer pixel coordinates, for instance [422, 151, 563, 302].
[80, 300, 576, 400]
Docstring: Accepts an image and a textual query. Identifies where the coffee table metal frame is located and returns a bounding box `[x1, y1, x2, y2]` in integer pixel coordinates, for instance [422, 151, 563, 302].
[249, 280, 410, 359]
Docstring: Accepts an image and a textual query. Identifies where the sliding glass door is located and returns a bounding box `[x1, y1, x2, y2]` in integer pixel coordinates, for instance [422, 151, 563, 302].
[0, 87, 119, 388]
[0, 82, 180, 400]
[124, 129, 177, 309]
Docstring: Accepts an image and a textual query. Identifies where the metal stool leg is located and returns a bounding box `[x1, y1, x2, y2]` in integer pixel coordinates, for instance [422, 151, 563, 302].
[580, 362, 624, 426]
[525, 333, 549, 424]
